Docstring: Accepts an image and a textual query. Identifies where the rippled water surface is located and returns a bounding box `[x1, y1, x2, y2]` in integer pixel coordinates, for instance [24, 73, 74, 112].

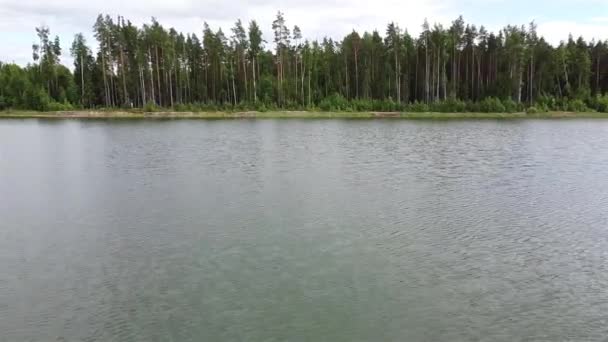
[1, 119, 608, 341]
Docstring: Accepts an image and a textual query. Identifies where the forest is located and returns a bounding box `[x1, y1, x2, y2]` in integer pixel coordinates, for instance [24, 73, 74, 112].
[2, 12, 608, 113]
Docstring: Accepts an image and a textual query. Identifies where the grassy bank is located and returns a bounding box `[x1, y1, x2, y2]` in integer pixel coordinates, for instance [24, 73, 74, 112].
[2, 110, 608, 119]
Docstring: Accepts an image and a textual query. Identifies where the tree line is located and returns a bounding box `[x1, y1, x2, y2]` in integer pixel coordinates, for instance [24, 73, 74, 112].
[2, 13, 608, 113]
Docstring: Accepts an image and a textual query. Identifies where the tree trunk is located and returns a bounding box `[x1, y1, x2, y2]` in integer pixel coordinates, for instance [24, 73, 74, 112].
[101, 49, 109, 107]
[80, 54, 85, 106]
[155, 46, 161, 106]
[231, 60, 237, 105]
[169, 71, 174, 107]
[596, 54, 601, 94]
[139, 66, 146, 106]
[355, 48, 359, 99]
[394, 50, 400, 103]
[252, 56, 257, 103]
[120, 48, 128, 106]
[149, 50, 155, 105]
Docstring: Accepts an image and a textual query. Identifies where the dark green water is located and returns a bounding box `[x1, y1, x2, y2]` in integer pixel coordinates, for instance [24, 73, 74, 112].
[1, 119, 608, 341]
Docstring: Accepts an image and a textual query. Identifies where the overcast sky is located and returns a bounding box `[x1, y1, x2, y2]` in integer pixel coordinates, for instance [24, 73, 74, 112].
[2, 0, 608, 67]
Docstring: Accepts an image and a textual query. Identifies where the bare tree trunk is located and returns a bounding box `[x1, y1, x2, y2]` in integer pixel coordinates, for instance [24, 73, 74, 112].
[517, 59, 523, 103]
[155, 46, 161, 106]
[394, 50, 400, 103]
[101, 50, 109, 107]
[452, 38, 456, 97]
[120, 48, 128, 106]
[436, 48, 441, 100]
[415, 49, 419, 100]
[308, 58, 312, 106]
[252, 56, 257, 103]
[80, 54, 85, 106]
[139, 66, 146, 106]
[149, 50, 155, 105]
[169, 71, 174, 107]
[355, 48, 359, 99]
[231, 60, 237, 105]
[301, 54, 305, 104]
[294, 53, 298, 102]
[443, 57, 448, 100]
[425, 38, 430, 103]
[596, 54, 601, 94]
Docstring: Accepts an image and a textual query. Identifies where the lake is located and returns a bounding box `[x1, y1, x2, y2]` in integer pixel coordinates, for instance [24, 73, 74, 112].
[1, 119, 608, 341]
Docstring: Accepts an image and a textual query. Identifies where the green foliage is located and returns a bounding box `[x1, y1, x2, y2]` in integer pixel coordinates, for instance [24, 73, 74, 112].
[465, 101, 480, 112]
[535, 95, 556, 111]
[596, 95, 608, 113]
[143, 101, 159, 112]
[407, 101, 429, 112]
[429, 99, 467, 113]
[319, 93, 349, 111]
[502, 98, 520, 113]
[567, 99, 588, 112]
[24, 87, 51, 111]
[479, 97, 506, 113]
[255, 102, 268, 112]
[47, 101, 74, 111]
[526, 106, 539, 114]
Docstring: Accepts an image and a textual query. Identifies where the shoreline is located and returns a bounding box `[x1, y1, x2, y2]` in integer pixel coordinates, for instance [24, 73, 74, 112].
[2, 110, 608, 120]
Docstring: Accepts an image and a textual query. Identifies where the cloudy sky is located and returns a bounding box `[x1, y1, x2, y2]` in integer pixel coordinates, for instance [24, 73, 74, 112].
[1, 0, 608, 66]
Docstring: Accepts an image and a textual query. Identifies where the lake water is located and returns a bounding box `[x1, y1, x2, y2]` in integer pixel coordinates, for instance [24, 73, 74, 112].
[1, 119, 608, 341]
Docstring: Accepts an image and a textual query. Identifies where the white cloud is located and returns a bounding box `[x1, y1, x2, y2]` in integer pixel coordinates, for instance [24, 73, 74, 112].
[1, 0, 607, 67]
[538, 20, 608, 45]
[0, 0, 450, 66]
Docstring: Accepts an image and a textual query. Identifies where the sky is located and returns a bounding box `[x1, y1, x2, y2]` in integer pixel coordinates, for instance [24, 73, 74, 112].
[1, 0, 608, 67]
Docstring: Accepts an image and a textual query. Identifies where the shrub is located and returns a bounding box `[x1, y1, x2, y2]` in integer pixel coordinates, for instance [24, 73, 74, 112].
[24, 87, 51, 111]
[318, 93, 349, 111]
[46, 101, 74, 111]
[526, 106, 539, 114]
[255, 102, 268, 112]
[567, 99, 588, 112]
[173, 103, 192, 112]
[351, 99, 374, 111]
[479, 97, 505, 113]
[430, 98, 467, 113]
[465, 101, 480, 112]
[377, 98, 399, 112]
[535, 95, 557, 111]
[143, 101, 158, 112]
[408, 101, 429, 112]
[502, 98, 519, 113]
[594, 95, 608, 113]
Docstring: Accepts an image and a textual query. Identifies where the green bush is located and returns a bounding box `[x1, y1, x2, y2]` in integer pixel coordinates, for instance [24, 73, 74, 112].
[47, 101, 74, 111]
[502, 98, 519, 113]
[526, 106, 539, 114]
[594, 95, 608, 113]
[24, 87, 51, 111]
[479, 97, 506, 113]
[535, 95, 557, 111]
[567, 99, 588, 112]
[407, 101, 429, 112]
[173, 103, 192, 112]
[319, 93, 350, 111]
[255, 102, 268, 112]
[143, 101, 159, 112]
[377, 98, 400, 112]
[465, 101, 480, 112]
[0, 95, 6, 110]
[430, 98, 467, 112]
[351, 99, 374, 111]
